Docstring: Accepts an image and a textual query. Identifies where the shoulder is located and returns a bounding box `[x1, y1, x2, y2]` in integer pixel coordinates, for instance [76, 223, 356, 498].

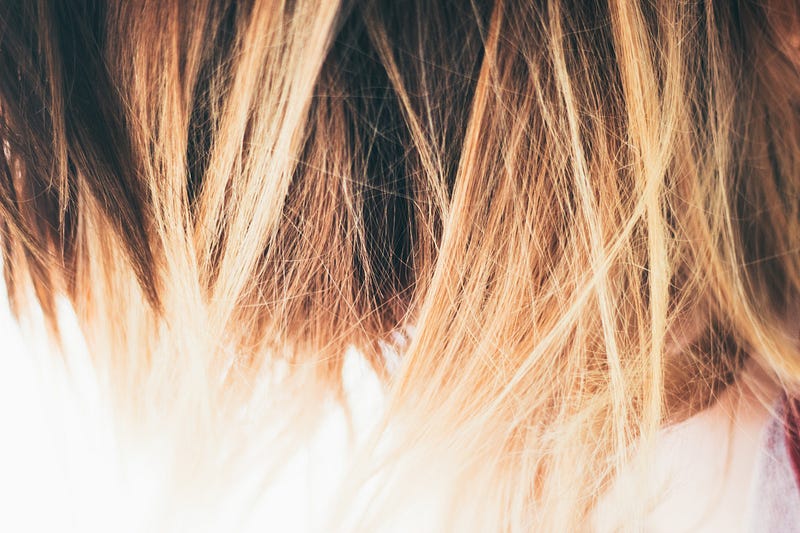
[748, 396, 800, 532]
[597, 362, 785, 532]
[648, 362, 781, 532]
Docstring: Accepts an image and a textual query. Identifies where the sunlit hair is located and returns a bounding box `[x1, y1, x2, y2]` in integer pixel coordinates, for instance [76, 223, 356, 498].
[1, 0, 799, 530]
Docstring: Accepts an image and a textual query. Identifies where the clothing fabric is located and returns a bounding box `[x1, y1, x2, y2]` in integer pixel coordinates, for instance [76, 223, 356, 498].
[785, 398, 800, 489]
[747, 400, 800, 532]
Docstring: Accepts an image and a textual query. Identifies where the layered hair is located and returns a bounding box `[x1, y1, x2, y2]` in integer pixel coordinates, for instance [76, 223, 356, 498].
[1, 0, 799, 529]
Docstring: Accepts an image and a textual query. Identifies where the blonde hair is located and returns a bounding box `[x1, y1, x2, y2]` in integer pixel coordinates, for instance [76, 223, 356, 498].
[1, 0, 800, 529]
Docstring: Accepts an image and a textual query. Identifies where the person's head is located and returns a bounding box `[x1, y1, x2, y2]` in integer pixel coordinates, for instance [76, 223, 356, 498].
[1, 0, 799, 529]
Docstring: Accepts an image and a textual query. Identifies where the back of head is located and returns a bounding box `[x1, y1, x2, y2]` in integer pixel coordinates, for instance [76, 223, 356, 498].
[1, 0, 799, 529]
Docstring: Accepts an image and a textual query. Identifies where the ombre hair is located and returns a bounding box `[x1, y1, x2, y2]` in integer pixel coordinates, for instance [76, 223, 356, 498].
[1, 0, 799, 530]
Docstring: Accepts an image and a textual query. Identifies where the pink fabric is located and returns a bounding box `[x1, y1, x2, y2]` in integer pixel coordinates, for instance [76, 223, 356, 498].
[785, 397, 800, 490]
[746, 399, 800, 531]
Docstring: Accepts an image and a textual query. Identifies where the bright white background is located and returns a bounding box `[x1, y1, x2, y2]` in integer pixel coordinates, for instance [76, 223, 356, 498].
[0, 273, 388, 532]
[0, 272, 773, 532]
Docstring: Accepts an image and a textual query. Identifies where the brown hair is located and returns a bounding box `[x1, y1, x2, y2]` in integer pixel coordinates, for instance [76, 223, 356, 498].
[1, 0, 799, 529]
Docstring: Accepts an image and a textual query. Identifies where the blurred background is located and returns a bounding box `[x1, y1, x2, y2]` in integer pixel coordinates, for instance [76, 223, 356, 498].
[0, 271, 387, 532]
